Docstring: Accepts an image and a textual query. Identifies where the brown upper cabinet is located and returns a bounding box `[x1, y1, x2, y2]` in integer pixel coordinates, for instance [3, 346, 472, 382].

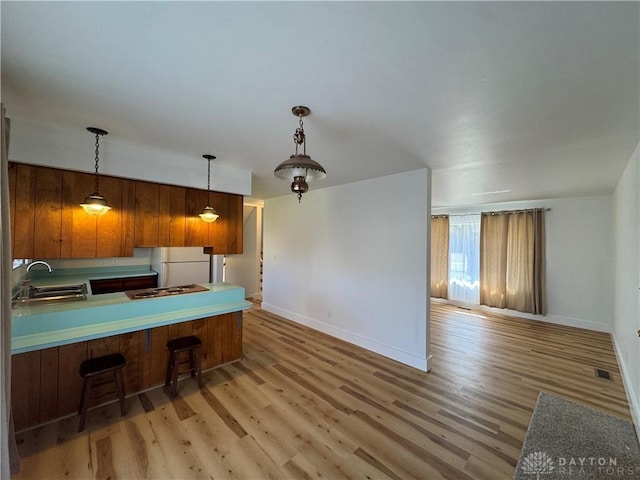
[185, 187, 210, 247]
[9, 163, 36, 259]
[9, 162, 243, 258]
[159, 185, 187, 247]
[10, 164, 64, 259]
[60, 171, 131, 258]
[9, 164, 136, 259]
[60, 170, 98, 258]
[183, 188, 243, 254]
[134, 180, 160, 247]
[225, 193, 243, 254]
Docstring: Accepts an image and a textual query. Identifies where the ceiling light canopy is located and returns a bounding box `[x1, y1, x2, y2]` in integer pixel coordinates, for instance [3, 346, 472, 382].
[80, 127, 111, 217]
[199, 154, 219, 223]
[274, 106, 326, 202]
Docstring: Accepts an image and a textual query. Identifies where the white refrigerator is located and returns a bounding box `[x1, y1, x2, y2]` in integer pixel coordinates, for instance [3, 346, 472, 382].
[151, 247, 224, 287]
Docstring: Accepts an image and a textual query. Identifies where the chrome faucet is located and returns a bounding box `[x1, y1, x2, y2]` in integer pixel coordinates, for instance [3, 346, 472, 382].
[26, 260, 53, 272]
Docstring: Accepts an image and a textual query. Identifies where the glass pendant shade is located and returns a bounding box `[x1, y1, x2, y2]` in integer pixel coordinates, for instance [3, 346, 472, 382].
[199, 205, 219, 223]
[274, 154, 327, 182]
[80, 194, 111, 217]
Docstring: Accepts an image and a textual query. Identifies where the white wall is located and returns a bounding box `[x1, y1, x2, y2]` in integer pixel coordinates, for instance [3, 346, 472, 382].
[433, 195, 614, 332]
[612, 142, 640, 432]
[8, 117, 252, 196]
[225, 205, 262, 298]
[263, 169, 431, 371]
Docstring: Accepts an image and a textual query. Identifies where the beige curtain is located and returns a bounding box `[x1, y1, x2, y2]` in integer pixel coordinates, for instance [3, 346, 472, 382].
[430, 215, 449, 299]
[1, 104, 20, 475]
[480, 213, 508, 308]
[480, 209, 546, 315]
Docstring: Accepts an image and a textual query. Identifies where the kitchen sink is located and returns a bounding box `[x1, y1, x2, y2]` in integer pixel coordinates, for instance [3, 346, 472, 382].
[13, 283, 88, 307]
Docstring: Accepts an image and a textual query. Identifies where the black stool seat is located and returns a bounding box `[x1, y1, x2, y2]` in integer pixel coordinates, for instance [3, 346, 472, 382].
[78, 353, 126, 432]
[165, 336, 203, 397]
[167, 335, 202, 352]
[79, 353, 126, 377]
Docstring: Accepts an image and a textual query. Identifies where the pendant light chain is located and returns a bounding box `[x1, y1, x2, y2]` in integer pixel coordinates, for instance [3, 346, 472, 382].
[293, 114, 305, 156]
[93, 132, 101, 194]
[300, 115, 306, 156]
[207, 157, 211, 192]
[206, 157, 211, 206]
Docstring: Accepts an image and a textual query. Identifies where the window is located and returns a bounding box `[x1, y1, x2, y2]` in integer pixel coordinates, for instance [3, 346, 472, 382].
[12, 259, 26, 270]
[431, 209, 546, 315]
[448, 215, 480, 304]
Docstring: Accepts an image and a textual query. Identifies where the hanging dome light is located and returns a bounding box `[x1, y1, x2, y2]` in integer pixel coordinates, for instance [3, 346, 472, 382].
[274, 106, 326, 202]
[199, 154, 219, 223]
[80, 127, 111, 216]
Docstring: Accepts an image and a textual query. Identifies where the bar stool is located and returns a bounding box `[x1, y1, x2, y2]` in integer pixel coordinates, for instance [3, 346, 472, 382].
[165, 336, 203, 397]
[78, 353, 126, 432]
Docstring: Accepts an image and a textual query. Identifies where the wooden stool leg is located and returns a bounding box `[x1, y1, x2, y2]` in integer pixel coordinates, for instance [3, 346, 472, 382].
[78, 377, 93, 432]
[115, 369, 126, 416]
[170, 352, 180, 397]
[194, 347, 203, 388]
[189, 348, 196, 378]
[165, 351, 174, 387]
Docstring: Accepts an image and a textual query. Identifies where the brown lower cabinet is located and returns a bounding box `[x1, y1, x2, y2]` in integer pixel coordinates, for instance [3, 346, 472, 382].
[11, 312, 243, 431]
[89, 274, 158, 295]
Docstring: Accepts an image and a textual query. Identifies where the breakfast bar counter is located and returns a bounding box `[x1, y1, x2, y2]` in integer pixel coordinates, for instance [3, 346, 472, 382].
[11, 270, 252, 431]
[12, 281, 252, 354]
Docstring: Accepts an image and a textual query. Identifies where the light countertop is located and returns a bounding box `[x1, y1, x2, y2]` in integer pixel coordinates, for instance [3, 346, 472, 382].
[12, 266, 252, 354]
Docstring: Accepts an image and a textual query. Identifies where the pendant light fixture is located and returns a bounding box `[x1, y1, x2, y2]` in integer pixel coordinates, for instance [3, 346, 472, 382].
[199, 154, 219, 223]
[80, 127, 111, 216]
[274, 105, 326, 202]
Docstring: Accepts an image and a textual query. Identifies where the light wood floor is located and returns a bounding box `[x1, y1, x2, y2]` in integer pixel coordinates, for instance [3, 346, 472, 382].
[12, 303, 632, 479]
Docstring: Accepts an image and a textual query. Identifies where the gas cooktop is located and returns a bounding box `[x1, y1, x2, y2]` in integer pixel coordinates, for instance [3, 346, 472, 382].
[125, 283, 209, 300]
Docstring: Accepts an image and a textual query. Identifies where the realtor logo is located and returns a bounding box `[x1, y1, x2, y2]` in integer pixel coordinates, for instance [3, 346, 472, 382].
[521, 451, 555, 479]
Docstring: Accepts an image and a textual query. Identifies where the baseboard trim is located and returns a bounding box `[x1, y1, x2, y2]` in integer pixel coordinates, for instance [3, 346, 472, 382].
[611, 334, 640, 444]
[430, 298, 611, 333]
[262, 302, 429, 371]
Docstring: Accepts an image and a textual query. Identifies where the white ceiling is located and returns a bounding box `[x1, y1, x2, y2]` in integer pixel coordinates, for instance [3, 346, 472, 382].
[2, 2, 638, 206]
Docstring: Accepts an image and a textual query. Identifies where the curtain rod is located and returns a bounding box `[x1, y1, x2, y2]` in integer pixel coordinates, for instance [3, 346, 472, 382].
[432, 208, 550, 218]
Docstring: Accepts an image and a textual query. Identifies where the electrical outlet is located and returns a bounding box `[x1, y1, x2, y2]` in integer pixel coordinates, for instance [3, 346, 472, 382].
[112, 258, 117, 265]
